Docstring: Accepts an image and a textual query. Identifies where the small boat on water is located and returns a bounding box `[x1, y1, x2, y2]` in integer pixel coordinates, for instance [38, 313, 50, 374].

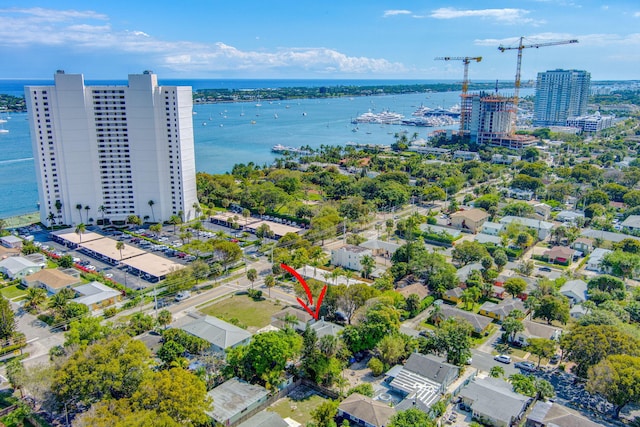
[271, 144, 311, 155]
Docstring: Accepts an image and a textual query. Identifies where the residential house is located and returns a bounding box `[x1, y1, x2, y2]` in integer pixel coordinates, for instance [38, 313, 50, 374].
[309, 319, 344, 338]
[453, 150, 480, 161]
[491, 285, 507, 300]
[443, 287, 464, 304]
[533, 203, 551, 221]
[0, 235, 23, 249]
[559, 279, 589, 318]
[621, 215, 640, 232]
[571, 237, 594, 255]
[480, 222, 503, 236]
[359, 239, 400, 258]
[206, 378, 269, 426]
[439, 306, 492, 335]
[271, 307, 313, 332]
[581, 228, 640, 244]
[457, 262, 483, 285]
[513, 320, 562, 347]
[72, 281, 121, 310]
[491, 154, 521, 164]
[0, 256, 43, 280]
[237, 411, 289, 427]
[559, 279, 588, 305]
[331, 245, 373, 272]
[585, 248, 612, 273]
[22, 268, 81, 294]
[338, 393, 396, 427]
[507, 188, 534, 201]
[478, 298, 526, 322]
[396, 282, 430, 300]
[458, 377, 531, 427]
[450, 209, 489, 234]
[526, 401, 605, 427]
[543, 246, 575, 265]
[179, 315, 252, 354]
[390, 353, 460, 412]
[474, 233, 502, 246]
[555, 210, 585, 225]
[499, 216, 554, 240]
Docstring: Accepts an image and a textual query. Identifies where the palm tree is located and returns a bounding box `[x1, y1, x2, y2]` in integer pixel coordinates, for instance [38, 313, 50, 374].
[430, 303, 444, 327]
[46, 212, 56, 230]
[360, 255, 375, 279]
[116, 241, 125, 262]
[48, 292, 68, 315]
[75, 223, 86, 244]
[24, 288, 47, 312]
[148, 200, 155, 222]
[98, 205, 106, 225]
[344, 270, 355, 287]
[264, 274, 275, 297]
[169, 214, 182, 233]
[193, 202, 202, 223]
[75, 204, 83, 224]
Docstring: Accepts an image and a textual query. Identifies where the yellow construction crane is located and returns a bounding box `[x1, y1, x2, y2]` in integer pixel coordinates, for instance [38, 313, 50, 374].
[498, 37, 578, 124]
[434, 56, 482, 134]
[434, 56, 482, 94]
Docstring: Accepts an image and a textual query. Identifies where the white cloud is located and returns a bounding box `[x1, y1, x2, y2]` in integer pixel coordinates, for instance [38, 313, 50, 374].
[0, 7, 405, 75]
[634, 11, 640, 17]
[383, 10, 412, 17]
[430, 7, 543, 25]
[474, 32, 640, 48]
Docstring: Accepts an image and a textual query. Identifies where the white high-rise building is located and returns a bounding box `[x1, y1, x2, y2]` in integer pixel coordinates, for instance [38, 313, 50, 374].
[25, 70, 198, 227]
[534, 69, 590, 127]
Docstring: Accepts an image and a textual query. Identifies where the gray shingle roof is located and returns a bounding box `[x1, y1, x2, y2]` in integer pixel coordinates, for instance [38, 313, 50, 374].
[338, 393, 396, 427]
[180, 315, 251, 350]
[207, 378, 269, 423]
[459, 377, 530, 426]
[440, 305, 492, 334]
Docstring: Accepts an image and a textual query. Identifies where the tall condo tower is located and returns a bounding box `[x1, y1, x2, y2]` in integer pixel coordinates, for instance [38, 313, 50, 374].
[25, 71, 198, 227]
[533, 69, 590, 127]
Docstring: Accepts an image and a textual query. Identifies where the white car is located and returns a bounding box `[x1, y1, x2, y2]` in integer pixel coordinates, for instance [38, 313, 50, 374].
[86, 265, 96, 271]
[494, 354, 512, 364]
[175, 291, 191, 302]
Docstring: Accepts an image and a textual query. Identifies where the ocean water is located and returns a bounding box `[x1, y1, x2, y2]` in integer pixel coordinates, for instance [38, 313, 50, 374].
[0, 79, 532, 219]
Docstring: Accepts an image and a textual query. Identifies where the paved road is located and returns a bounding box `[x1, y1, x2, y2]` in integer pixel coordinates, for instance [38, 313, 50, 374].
[11, 304, 65, 368]
[469, 349, 518, 376]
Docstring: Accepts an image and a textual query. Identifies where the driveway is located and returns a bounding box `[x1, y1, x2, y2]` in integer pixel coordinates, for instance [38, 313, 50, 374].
[12, 304, 65, 367]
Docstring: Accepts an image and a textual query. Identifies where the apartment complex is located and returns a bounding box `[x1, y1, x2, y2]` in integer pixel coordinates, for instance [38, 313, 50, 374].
[534, 69, 590, 127]
[25, 71, 198, 227]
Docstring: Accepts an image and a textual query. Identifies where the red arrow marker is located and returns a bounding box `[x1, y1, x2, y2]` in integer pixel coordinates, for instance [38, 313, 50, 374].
[280, 263, 327, 320]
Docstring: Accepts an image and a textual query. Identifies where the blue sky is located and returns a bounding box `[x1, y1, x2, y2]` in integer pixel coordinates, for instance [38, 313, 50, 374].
[1, 1, 639, 81]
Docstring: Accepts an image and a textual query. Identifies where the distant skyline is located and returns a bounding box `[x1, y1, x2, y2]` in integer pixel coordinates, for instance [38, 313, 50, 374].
[1, 1, 639, 81]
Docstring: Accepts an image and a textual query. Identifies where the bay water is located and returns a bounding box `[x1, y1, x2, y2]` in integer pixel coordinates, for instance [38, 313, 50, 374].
[0, 79, 531, 219]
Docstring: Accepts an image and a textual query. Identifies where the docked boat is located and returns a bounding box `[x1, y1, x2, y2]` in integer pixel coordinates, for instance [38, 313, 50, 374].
[352, 109, 404, 125]
[271, 144, 311, 155]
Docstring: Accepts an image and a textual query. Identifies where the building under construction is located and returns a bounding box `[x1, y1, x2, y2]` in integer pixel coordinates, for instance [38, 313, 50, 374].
[463, 91, 537, 150]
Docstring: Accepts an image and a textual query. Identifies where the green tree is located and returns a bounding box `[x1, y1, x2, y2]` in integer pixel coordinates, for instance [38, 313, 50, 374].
[24, 287, 47, 312]
[490, 365, 504, 378]
[501, 316, 524, 342]
[587, 355, 640, 418]
[527, 337, 556, 368]
[560, 324, 640, 377]
[157, 340, 186, 366]
[75, 222, 86, 243]
[65, 316, 111, 347]
[389, 408, 435, 427]
[533, 295, 570, 325]
[451, 241, 489, 266]
[148, 200, 156, 222]
[360, 254, 375, 279]
[347, 383, 374, 397]
[310, 400, 339, 427]
[375, 334, 407, 367]
[339, 283, 379, 325]
[157, 309, 172, 329]
[246, 268, 258, 289]
[132, 367, 212, 425]
[58, 254, 75, 268]
[264, 274, 275, 297]
[128, 312, 155, 336]
[190, 259, 210, 284]
[493, 249, 508, 271]
[503, 277, 527, 298]
[435, 317, 473, 365]
[0, 295, 15, 340]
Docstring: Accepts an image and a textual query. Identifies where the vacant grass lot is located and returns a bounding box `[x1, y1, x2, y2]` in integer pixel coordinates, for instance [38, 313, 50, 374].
[267, 387, 328, 425]
[199, 294, 283, 331]
[0, 284, 27, 300]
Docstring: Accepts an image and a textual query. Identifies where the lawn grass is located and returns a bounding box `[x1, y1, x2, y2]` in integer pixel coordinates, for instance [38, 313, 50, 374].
[267, 392, 328, 425]
[199, 294, 283, 330]
[0, 284, 27, 300]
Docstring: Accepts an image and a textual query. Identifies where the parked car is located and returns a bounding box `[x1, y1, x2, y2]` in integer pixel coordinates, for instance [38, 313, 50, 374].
[494, 354, 512, 364]
[539, 266, 552, 272]
[550, 355, 561, 364]
[175, 291, 191, 302]
[515, 361, 536, 372]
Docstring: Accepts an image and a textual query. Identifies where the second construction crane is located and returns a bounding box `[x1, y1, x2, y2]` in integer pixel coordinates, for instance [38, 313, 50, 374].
[498, 36, 578, 131]
[434, 56, 482, 134]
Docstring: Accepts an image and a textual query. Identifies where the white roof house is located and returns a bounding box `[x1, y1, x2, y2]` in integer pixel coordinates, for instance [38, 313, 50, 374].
[560, 279, 588, 304]
[331, 245, 372, 272]
[499, 216, 554, 240]
[621, 215, 640, 232]
[72, 281, 121, 310]
[0, 256, 43, 280]
[481, 221, 504, 236]
[180, 315, 252, 353]
[555, 210, 585, 224]
[0, 235, 23, 248]
[586, 248, 612, 273]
